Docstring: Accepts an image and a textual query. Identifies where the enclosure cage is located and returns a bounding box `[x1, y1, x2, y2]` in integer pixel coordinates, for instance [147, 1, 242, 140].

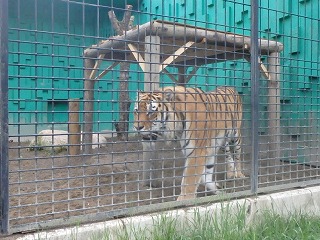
[1, 0, 320, 235]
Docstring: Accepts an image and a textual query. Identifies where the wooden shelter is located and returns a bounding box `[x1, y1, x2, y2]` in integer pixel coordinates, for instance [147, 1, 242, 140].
[83, 20, 283, 167]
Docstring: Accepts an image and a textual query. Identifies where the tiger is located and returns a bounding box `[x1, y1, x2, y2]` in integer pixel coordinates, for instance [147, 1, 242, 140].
[133, 86, 245, 201]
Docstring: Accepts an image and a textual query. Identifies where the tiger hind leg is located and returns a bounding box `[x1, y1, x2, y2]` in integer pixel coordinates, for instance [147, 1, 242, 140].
[201, 160, 221, 192]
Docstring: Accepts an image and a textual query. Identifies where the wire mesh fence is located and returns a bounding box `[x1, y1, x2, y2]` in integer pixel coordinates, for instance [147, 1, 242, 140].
[1, 0, 320, 235]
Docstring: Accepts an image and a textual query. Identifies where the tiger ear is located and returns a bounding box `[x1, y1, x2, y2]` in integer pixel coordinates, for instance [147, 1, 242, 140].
[137, 90, 145, 97]
[164, 89, 181, 102]
[164, 89, 174, 101]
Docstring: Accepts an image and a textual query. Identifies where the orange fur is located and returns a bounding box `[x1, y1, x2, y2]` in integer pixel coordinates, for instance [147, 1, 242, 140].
[134, 86, 245, 201]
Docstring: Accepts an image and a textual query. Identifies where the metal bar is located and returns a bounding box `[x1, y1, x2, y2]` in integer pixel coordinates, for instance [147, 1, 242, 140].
[0, 0, 9, 234]
[250, 0, 260, 194]
[8, 190, 254, 234]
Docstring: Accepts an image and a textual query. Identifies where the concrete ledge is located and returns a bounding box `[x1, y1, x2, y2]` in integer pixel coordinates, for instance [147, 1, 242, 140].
[17, 186, 320, 240]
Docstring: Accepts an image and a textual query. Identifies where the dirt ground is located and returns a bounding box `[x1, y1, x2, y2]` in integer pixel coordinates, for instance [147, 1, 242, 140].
[7, 136, 320, 233]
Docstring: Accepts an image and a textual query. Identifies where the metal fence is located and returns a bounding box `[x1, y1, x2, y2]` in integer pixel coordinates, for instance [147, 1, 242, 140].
[1, 0, 320, 235]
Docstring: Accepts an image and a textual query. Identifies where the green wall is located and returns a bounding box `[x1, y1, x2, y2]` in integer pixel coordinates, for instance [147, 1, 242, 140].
[7, 0, 320, 136]
[8, 0, 139, 135]
[139, 0, 320, 135]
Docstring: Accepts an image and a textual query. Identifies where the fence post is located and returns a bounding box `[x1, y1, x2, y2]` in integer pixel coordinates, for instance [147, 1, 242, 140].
[141, 35, 161, 187]
[250, 0, 260, 194]
[144, 35, 160, 91]
[68, 99, 81, 156]
[83, 58, 95, 154]
[267, 52, 281, 176]
[0, 0, 9, 234]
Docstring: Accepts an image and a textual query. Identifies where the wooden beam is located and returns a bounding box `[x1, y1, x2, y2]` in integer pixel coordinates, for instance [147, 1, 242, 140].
[89, 54, 105, 79]
[258, 58, 271, 80]
[84, 20, 283, 59]
[159, 41, 195, 72]
[128, 43, 145, 72]
[94, 61, 120, 81]
[185, 66, 199, 83]
[177, 66, 186, 85]
[244, 56, 271, 80]
[162, 68, 178, 83]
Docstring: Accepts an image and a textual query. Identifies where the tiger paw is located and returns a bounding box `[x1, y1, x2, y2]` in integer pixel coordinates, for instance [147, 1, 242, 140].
[235, 171, 246, 178]
[227, 171, 246, 179]
[144, 180, 162, 189]
[177, 194, 196, 201]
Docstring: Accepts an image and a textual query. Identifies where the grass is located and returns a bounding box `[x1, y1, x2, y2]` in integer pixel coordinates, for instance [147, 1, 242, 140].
[89, 208, 320, 240]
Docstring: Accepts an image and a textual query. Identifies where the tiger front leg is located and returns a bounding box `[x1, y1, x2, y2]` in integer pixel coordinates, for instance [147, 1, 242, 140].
[142, 141, 160, 188]
[225, 141, 245, 179]
[177, 154, 207, 201]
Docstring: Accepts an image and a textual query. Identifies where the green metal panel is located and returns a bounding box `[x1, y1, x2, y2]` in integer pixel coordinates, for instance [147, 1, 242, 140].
[7, 0, 320, 140]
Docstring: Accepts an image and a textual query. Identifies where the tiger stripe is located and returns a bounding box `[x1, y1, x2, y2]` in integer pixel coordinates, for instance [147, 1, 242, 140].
[134, 86, 245, 201]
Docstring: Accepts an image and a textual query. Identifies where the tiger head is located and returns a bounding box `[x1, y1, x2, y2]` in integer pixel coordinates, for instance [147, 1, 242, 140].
[133, 91, 182, 141]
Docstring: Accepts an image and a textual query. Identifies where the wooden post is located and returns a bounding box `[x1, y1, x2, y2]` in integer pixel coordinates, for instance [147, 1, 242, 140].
[144, 35, 160, 91]
[177, 66, 186, 86]
[268, 52, 281, 173]
[108, 5, 134, 141]
[142, 35, 161, 187]
[68, 99, 81, 156]
[83, 58, 95, 154]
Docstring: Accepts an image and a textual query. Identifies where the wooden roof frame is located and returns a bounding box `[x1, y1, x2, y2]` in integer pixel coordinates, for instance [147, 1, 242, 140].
[84, 20, 283, 83]
[82, 20, 283, 168]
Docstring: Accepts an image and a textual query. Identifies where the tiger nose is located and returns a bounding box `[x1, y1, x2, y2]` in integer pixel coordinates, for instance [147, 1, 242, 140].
[137, 126, 144, 131]
[134, 125, 144, 131]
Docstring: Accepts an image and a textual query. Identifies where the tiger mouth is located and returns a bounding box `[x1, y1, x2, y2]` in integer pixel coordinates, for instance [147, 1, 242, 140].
[140, 132, 161, 141]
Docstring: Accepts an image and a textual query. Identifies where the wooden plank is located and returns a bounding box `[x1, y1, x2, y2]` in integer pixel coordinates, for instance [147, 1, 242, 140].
[94, 61, 119, 80]
[128, 43, 145, 72]
[258, 58, 271, 80]
[89, 54, 105, 79]
[159, 41, 195, 72]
